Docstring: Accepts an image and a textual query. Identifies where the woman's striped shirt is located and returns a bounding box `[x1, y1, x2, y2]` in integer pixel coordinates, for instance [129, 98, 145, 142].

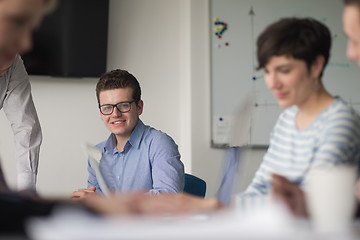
[238, 97, 360, 202]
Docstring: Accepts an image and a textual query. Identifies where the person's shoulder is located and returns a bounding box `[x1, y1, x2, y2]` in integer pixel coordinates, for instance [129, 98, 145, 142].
[278, 106, 296, 118]
[143, 123, 177, 144]
[95, 140, 106, 149]
[142, 124, 180, 157]
[328, 97, 360, 121]
[275, 106, 297, 126]
[7, 55, 28, 82]
[323, 97, 360, 133]
[94, 137, 111, 153]
[9, 55, 25, 71]
[13, 55, 22, 65]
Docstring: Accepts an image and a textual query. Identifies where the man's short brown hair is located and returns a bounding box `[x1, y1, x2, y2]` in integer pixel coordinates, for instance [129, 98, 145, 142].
[96, 69, 141, 105]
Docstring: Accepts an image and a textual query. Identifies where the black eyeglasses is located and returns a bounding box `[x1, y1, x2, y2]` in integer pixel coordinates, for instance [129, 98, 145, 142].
[99, 100, 136, 115]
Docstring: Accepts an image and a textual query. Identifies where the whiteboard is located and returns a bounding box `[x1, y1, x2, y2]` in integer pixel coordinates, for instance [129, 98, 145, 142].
[210, 0, 360, 147]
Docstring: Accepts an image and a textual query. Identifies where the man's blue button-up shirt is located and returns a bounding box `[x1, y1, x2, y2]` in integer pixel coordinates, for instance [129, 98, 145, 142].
[87, 120, 184, 194]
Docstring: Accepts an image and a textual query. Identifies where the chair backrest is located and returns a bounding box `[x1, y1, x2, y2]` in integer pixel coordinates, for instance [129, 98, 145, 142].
[183, 173, 206, 198]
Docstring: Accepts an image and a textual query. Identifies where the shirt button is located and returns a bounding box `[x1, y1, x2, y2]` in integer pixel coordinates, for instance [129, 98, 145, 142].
[117, 176, 120, 180]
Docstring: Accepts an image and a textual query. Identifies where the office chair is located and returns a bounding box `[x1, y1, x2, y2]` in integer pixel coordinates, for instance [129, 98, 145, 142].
[183, 173, 206, 197]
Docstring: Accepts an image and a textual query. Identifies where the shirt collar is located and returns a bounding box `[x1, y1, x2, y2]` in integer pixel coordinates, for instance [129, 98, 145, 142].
[128, 119, 145, 149]
[103, 119, 145, 153]
[103, 134, 117, 154]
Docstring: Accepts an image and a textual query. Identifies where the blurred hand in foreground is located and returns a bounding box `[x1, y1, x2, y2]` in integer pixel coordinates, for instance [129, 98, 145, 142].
[271, 174, 308, 217]
[83, 192, 224, 216]
[70, 186, 97, 200]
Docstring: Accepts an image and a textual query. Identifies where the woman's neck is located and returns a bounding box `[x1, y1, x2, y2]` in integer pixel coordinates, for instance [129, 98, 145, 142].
[296, 86, 334, 130]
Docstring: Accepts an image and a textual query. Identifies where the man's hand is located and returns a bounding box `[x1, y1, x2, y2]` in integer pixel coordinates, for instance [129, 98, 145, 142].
[70, 186, 97, 200]
[271, 174, 308, 217]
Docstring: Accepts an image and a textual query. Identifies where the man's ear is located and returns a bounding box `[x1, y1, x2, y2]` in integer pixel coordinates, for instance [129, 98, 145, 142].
[137, 100, 144, 115]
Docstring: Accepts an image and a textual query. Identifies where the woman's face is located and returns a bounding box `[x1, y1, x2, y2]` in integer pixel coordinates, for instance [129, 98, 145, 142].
[264, 55, 321, 109]
[0, 0, 45, 72]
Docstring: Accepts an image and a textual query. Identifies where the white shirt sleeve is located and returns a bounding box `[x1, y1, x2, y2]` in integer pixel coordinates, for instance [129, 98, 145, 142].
[2, 55, 42, 190]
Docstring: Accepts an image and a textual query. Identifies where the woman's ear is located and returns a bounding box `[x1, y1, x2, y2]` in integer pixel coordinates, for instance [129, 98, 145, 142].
[311, 55, 325, 79]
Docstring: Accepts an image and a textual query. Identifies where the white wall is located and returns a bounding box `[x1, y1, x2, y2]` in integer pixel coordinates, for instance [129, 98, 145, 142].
[0, 0, 265, 198]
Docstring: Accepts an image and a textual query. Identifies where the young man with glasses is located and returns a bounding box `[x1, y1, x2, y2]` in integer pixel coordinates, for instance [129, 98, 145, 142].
[70, 69, 184, 199]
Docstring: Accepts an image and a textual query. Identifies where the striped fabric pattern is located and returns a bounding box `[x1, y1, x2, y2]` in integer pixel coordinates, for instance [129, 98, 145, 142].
[238, 97, 360, 202]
